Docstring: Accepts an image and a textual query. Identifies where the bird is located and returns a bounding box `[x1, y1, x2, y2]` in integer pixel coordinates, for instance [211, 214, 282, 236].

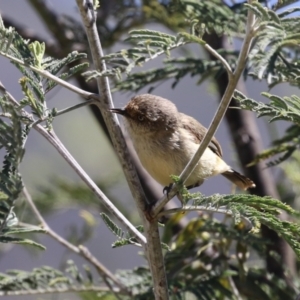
[110, 94, 255, 191]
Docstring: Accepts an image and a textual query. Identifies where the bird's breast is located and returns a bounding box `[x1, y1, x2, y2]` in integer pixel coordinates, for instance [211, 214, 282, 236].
[129, 128, 229, 187]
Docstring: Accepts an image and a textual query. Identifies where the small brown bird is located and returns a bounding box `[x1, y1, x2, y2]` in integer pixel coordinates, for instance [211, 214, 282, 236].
[111, 94, 255, 190]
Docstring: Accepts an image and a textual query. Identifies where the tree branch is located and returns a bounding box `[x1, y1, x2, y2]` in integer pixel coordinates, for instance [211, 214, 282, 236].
[75, 1, 169, 299]
[152, 1, 256, 216]
[13, 1, 176, 228]
[0, 285, 122, 297]
[204, 37, 297, 281]
[0, 78, 145, 273]
[22, 186, 129, 295]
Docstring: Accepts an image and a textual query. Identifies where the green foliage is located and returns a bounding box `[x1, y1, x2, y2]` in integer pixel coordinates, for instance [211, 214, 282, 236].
[0, 99, 47, 249]
[234, 90, 300, 166]
[246, 2, 300, 88]
[85, 0, 300, 96]
[234, 90, 300, 125]
[0, 16, 88, 123]
[0, 100, 25, 228]
[0, 17, 89, 248]
[84, 29, 186, 81]
[170, 174, 300, 258]
[0, 260, 109, 296]
[170, 0, 247, 36]
[85, 0, 300, 97]
[161, 214, 296, 300]
[98, 210, 297, 299]
[2, 0, 300, 299]
[189, 192, 300, 258]
[114, 53, 238, 93]
[100, 213, 143, 248]
[84, 27, 240, 93]
[28, 41, 45, 69]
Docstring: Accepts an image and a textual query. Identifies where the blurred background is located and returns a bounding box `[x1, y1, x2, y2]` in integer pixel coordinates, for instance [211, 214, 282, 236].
[0, 0, 299, 299]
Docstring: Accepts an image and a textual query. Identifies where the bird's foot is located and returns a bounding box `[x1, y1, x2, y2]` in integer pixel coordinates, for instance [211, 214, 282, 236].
[163, 183, 173, 198]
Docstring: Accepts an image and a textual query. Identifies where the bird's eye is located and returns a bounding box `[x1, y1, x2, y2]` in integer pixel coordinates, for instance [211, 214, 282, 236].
[138, 115, 144, 121]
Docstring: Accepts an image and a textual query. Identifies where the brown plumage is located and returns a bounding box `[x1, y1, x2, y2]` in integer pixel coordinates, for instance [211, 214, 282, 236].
[111, 94, 255, 190]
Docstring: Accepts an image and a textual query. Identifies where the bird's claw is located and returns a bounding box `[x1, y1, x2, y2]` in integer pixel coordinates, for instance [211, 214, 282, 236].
[163, 183, 173, 198]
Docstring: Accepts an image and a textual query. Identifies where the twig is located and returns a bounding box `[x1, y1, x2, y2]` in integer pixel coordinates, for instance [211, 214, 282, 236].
[152, 0, 256, 216]
[0, 112, 12, 118]
[0, 286, 122, 296]
[159, 205, 252, 230]
[22, 186, 79, 253]
[75, 1, 169, 299]
[30, 99, 96, 126]
[204, 43, 233, 76]
[37, 127, 146, 245]
[54, 100, 96, 117]
[78, 245, 124, 300]
[1, 80, 136, 295]
[0, 50, 97, 101]
[22, 186, 129, 295]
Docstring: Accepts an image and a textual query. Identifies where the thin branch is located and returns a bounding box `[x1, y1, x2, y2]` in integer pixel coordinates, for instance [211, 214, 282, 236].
[152, 0, 256, 216]
[22, 186, 79, 253]
[30, 99, 97, 126]
[78, 245, 124, 300]
[75, 1, 169, 299]
[203, 43, 233, 76]
[22, 186, 129, 295]
[75, 0, 150, 208]
[0, 50, 97, 101]
[54, 99, 96, 117]
[0, 285, 122, 296]
[0, 80, 146, 245]
[38, 127, 146, 245]
[0, 112, 12, 119]
[1, 80, 136, 295]
[159, 205, 252, 230]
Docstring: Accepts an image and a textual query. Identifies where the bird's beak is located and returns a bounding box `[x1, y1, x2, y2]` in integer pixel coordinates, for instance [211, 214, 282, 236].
[109, 108, 126, 115]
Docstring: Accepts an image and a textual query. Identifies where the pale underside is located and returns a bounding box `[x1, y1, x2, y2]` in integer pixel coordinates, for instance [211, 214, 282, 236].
[126, 123, 230, 187]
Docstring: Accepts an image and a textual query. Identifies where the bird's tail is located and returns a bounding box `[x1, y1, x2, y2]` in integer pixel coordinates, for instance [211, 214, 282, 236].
[222, 169, 255, 190]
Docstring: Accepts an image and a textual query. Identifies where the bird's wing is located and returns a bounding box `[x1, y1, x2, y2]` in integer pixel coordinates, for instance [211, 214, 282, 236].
[179, 112, 223, 157]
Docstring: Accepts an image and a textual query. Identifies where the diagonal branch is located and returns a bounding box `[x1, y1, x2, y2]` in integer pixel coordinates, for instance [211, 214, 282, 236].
[11, 1, 177, 227]
[152, 0, 256, 216]
[204, 37, 297, 282]
[22, 186, 129, 295]
[0, 80, 145, 244]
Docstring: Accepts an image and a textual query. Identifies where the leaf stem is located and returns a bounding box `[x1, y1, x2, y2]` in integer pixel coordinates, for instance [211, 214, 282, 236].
[159, 205, 252, 229]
